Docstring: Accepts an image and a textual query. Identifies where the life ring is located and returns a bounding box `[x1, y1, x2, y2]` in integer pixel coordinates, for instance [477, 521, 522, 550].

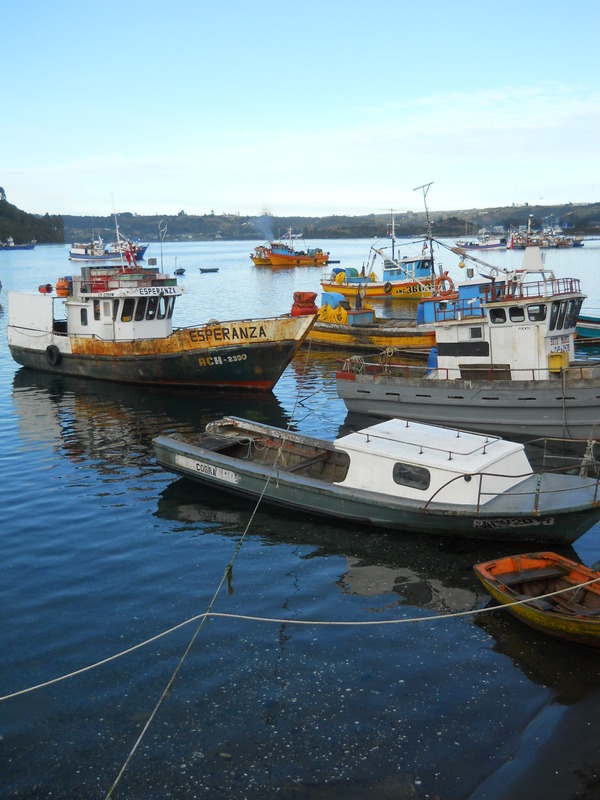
[46, 344, 61, 366]
[383, 282, 393, 294]
[435, 275, 454, 297]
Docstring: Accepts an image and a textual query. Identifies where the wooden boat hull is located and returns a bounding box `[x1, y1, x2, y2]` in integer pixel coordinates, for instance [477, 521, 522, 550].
[307, 320, 435, 351]
[321, 277, 436, 299]
[152, 418, 600, 543]
[336, 368, 600, 439]
[268, 253, 330, 267]
[474, 552, 600, 647]
[8, 315, 313, 390]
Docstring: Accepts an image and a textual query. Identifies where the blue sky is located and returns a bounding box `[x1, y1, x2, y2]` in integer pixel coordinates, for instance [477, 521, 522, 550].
[4, 0, 599, 217]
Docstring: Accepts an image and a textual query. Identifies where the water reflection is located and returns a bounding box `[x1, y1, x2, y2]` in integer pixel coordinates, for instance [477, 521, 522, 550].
[154, 477, 585, 620]
[12, 367, 291, 467]
[475, 611, 600, 704]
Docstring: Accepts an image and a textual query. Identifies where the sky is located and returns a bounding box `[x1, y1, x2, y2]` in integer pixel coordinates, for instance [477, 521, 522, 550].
[3, 0, 600, 218]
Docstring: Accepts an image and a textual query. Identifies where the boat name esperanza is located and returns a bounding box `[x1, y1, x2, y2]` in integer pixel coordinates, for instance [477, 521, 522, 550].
[189, 323, 268, 343]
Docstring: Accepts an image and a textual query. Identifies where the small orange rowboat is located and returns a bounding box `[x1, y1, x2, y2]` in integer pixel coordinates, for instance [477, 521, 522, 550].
[474, 551, 600, 648]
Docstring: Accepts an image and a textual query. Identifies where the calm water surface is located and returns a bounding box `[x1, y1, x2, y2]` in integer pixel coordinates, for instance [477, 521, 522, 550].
[2, 239, 600, 799]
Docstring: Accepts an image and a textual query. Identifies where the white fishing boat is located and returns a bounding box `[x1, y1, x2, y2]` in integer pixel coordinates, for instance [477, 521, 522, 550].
[7, 247, 314, 389]
[336, 247, 600, 438]
[153, 415, 600, 543]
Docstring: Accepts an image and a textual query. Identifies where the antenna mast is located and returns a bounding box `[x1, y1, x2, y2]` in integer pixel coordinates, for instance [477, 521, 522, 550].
[413, 182, 434, 274]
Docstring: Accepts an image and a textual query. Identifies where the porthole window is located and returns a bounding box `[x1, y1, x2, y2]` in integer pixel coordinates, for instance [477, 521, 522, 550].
[469, 326, 483, 339]
[393, 462, 431, 490]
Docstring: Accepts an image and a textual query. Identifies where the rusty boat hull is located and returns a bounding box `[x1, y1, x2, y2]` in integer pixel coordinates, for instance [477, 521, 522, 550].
[8, 315, 314, 389]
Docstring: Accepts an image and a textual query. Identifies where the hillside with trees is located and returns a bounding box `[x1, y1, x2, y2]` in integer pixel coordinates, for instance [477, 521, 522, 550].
[0, 188, 63, 244]
[62, 203, 600, 243]
[1, 189, 599, 244]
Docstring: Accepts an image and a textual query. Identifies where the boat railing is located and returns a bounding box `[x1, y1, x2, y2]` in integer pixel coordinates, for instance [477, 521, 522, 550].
[422, 460, 600, 514]
[483, 276, 581, 303]
[339, 356, 594, 383]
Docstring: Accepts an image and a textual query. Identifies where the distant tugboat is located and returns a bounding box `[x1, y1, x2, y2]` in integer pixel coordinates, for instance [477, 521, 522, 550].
[7, 244, 314, 390]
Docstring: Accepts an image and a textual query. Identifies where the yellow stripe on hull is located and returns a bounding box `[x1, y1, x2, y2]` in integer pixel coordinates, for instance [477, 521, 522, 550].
[321, 280, 435, 299]
[306, 324, 435, 351]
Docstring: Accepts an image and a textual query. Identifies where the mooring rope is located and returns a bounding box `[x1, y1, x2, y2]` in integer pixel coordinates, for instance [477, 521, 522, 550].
[2, 574, 600, 707]
[103, 339, 319, 798]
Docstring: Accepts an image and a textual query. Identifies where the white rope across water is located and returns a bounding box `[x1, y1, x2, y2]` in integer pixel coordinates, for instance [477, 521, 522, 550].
[2, 575, 599, 705]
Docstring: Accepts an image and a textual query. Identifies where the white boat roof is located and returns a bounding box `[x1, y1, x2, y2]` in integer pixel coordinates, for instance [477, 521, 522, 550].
[334, 418, 525, 472]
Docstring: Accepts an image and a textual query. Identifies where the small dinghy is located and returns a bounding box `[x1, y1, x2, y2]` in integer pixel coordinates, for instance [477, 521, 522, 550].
[153, 416, 600, 543]
[474, 552, 600, 647]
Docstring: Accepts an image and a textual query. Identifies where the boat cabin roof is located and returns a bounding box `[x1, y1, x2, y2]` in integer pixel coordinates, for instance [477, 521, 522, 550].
[335, 418, 525, 473]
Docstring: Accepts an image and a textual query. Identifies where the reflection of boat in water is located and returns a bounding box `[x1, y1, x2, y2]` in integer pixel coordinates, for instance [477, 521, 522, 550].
[474, 552, 600, 648]
[153, 415, 600, 543]
[12, 367, 291, 468]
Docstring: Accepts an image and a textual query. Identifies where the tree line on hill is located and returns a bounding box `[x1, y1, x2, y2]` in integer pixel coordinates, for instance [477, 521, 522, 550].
[57, 203, 600, 243]
[1, 187, 599, 244]
[0, 190, 63, 244]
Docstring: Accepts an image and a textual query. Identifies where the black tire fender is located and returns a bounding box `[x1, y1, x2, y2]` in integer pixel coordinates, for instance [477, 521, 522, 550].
[46, 344, 61, 366]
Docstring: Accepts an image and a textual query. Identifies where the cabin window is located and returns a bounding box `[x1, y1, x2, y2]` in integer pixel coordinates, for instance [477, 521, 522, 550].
[556, 300, 568, 330]
[549, 300, 560, 331]
[135, 298, 147, 321]
[509, 306, 525, 323]
[80, 308, 88, 326]
[146, 297, 158, 320]
[469, 326, 483, 339]
[157, 296, 168, 320]
[167, 297, 175, 319]
[93, 299, 101, 321]
[392, 462, 431, 490]
[527, 304, 547, 322]
[565, 297, 583, 329]
[490, 308, 506, 324]
[121, 298, 135, 323]
[103, 301, 112, 317]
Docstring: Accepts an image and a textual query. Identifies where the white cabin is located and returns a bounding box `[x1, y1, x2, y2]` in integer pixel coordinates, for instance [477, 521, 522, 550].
[426, 248, 584, 381]
[7, 265, 184, 355]
[334, 418, 532, 506]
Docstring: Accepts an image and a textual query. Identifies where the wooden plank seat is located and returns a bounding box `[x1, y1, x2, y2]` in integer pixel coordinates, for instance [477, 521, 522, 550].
[497, 566, 566, 586]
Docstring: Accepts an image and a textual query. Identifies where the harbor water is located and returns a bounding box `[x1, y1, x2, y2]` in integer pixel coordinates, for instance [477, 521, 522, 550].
[2, 238, 600, 799]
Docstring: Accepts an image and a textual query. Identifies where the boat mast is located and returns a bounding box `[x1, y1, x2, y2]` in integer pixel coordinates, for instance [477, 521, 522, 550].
[414, 182, 434, 276]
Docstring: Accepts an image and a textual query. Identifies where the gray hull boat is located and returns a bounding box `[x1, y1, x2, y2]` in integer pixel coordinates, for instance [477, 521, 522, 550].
[153, 416, 600, 543]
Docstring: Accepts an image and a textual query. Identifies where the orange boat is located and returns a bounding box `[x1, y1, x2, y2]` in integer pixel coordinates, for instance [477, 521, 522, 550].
[251, 228, 330, 268]
[250, 244, 272, 266]
[474, 552, 600, 648]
